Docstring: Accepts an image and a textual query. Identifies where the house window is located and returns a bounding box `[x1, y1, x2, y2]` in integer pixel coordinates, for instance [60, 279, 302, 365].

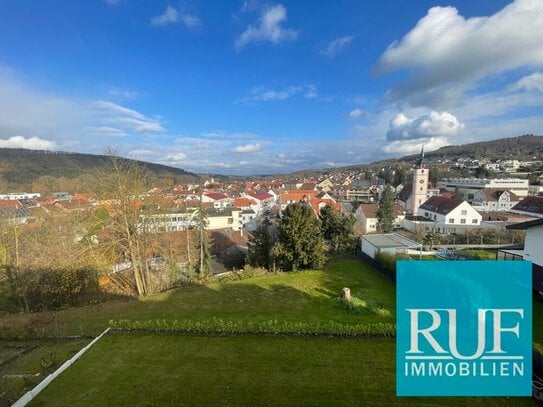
[461, 210, 467, 215]
[449, 218, 454, 223]
[433, 214, 436, 220]
[460, 219, 466, 224]
[472, 219, 478, 224]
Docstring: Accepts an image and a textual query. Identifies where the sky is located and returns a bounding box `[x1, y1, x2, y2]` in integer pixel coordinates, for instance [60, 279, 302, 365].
[1, 0, 543, 175]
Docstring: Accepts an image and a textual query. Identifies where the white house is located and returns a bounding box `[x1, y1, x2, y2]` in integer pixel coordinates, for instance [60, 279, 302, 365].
[418, 196, 482, 234]
[470, 189, 520, 212]
[0, 193, 41, 200]
[484, 162, 501, 172]
[355, 203, 405, 234]
[201, 193, 232, 209]
[206, 208, 241, 231]
[139, 207, 242, 232]
[239, 209, 258, 232]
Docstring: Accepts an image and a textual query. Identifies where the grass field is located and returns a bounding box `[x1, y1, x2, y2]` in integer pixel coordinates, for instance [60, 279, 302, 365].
[30, 335, 534, 406]
[0, 339, 89, 406]
[1, 257, 540, 406]
[1, 257, 395, 337]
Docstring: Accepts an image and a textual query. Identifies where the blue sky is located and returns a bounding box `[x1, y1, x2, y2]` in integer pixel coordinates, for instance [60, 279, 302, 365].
[1, 0, 542, 174]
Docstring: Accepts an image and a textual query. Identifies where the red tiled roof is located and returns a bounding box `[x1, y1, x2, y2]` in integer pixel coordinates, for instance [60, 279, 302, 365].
[234, 197, 256, 207]
[280, 190, 319, 203]
[205, 193, 228, 201]
[358, 203, 404, 218]
[248, 192, 273, 201]
[0, 200, 21, 209]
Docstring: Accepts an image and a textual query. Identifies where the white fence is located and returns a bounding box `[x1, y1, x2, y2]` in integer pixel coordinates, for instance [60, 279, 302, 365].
[12, 327, 110, 407]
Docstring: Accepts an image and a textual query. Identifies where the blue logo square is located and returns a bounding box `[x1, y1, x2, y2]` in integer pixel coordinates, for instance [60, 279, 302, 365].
[396, 260, 532, 396]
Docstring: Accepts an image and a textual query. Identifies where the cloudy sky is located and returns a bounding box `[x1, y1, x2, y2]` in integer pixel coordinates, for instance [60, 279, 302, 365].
[1, 0, 543, 174]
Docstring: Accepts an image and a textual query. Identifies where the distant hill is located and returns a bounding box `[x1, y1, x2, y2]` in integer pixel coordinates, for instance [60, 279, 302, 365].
[401, 134, 543, 162]
[270, 135, 543, 178]
[0, 148, 200, 189]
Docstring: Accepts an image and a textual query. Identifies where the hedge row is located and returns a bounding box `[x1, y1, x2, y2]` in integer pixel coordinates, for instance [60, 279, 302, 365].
[109, 318, 396, 338]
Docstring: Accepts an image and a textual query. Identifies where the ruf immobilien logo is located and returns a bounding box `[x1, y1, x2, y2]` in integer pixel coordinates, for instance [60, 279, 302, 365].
[396, 260, 532, 396]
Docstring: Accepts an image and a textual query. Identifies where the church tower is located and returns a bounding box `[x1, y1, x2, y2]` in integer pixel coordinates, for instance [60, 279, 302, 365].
[411, 146, 429, 216]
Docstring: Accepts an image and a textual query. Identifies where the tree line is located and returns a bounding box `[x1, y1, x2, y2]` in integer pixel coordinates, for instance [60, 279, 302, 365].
[0, 153, 213, 313]
[247, 202, 356, 272]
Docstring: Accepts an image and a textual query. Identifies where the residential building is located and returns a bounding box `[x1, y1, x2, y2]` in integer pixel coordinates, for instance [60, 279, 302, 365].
[510, 196, 543, 218]
[470, 189, 520, 212]
[239, 209, 258, 232]
[201, 193, 232, 208]
[140, 207, 242, 232]
[484, 163, 501, 172]
[52, 192, 72, 201]
[441, 178, 529, 197]
[355, 203, 405, 234]
[279, 190, 339, 215]
[0, 192, 41, 200]
[317, 178, 334, 193]
[332, 180, 381, 202]
[417, 196, 482, 234]
[0, 206, 34, 224]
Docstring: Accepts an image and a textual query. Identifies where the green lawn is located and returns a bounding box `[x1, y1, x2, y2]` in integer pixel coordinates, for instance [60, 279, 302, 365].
[31, 335, 535, 407]
[1, 256, 395, 337]
[0, 339, 89, 406]
[1, 257, 540, 406]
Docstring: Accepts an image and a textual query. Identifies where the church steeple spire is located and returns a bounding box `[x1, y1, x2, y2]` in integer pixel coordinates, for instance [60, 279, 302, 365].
[416, 144, 426, 168]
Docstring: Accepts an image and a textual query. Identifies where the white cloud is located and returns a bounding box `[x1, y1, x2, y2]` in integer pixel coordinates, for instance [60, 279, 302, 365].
[386, 111, 463, 141]
[150, 5, 201, 28]
[233, 142, 261, 153]
[320, 36, 353, 57]
[304, 84, 318, 99]
[0, 135, 56, 150]
[382, 111, 462, 154]
[165, 152, 188, 163]
[383, 136, 449, 154]
[94, 101, 165, 134]
[235, 4, 297, 51]
[108, 88, 138, 100]
[0, 66, 167, 151]
[375, 0, 543, 107]
[511, 72, 543, 92]
[244, 84, 317, 103]
[348, 108, 366, 120]
[89, 126, 128, 137]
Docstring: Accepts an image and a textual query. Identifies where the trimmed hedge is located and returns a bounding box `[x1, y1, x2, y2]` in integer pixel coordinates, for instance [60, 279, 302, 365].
[109, 318, 396, 338]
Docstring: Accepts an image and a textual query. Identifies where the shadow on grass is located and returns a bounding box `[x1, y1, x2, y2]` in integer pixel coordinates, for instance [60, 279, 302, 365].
[0, 256, 396, 339]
